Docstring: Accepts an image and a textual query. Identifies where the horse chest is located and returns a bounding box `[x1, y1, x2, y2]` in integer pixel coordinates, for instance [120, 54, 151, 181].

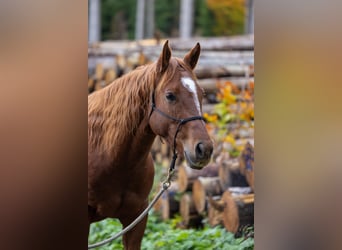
[90, 156, 154, 219]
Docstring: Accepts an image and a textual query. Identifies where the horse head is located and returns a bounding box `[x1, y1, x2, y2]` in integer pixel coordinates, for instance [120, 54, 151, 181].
[149, 40, 213, 169]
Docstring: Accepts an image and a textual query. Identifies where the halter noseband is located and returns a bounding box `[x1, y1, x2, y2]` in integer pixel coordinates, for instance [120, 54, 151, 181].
[149, 91, 206, 172]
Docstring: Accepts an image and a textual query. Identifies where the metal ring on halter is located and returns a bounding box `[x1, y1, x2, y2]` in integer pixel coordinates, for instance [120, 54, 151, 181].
[162, 181, 171, 190]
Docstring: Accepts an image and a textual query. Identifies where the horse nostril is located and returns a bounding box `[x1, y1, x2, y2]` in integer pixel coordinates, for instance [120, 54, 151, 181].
[195, 142, 205, 159]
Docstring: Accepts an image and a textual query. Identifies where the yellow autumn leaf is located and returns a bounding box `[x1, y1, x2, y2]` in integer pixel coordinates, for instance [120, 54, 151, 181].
[203, 113, 218, 123]
[224, 134, 236, 146]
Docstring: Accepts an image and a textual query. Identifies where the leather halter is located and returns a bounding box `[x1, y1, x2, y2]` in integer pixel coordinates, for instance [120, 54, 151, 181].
[149, 91, 206, 172]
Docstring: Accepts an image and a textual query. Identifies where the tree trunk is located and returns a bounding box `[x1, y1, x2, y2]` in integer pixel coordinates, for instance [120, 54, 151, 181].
[179, 0, 193, 39]
[135, 0, 145, 40]
[145, 0, 155, 38]
[88, 0, 101, 43]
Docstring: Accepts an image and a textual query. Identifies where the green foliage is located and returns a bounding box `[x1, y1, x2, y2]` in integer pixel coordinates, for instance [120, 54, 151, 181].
[206, 0, 245, 36]
[101, 0, 136, 40]
[155, 1, 180, 36]
[89, 213, 254, 250]
[194, 0, 215, 36]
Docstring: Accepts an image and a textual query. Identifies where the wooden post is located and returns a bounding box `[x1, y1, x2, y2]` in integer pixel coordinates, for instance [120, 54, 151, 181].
[88, 0, 101, 43]
[179, 0, 194, 39]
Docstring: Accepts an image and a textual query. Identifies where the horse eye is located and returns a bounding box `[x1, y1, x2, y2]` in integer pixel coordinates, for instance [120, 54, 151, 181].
[165, 92, 176, 102]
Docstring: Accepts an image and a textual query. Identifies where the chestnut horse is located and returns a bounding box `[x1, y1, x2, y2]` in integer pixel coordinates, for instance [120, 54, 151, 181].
[88, 41, 213, 249]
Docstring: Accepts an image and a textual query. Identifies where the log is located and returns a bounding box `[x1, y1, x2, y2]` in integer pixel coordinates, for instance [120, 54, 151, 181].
[221, 191, 239, 233]
[94, 80, 107, 91]
[153, 182, 179, 220]
[228, 187, 252, 195]
[154, 152, 163, 165]
[88, 78, 95, 93]
[177, 162, 219, 192]
[104, 69, 117, 84]
[95, 63, 104, 80]
[88, 35, 254, 56]
[198, 77, 254, 93]
[208, 196, 224, 227]
[169, 35, 254, 51]
[208, 191, 254, 233]
[179, 193, 199, 227]
[192, 177, 223, 213]
[239, 142, 254, 191]
[217, 153, 247, 190]
[236, 201, 254, 227]
[160, 140, 169, 157]
[194, 65, 254, 79]
[232, 193, 254, 227]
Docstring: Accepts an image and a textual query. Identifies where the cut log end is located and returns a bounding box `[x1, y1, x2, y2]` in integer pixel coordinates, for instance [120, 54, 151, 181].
[192, 179, 206, 213]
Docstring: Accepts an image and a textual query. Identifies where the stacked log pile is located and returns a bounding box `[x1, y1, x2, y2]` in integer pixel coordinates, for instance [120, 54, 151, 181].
[152, 142, 254, 234]
[88, 35, 254, 103]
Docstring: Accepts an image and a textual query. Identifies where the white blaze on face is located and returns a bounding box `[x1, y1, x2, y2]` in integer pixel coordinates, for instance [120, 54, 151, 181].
[181, 77, 201, 115]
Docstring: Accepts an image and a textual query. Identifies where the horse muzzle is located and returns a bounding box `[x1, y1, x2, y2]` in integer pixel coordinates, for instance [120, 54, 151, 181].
[184, 140, 213, 169]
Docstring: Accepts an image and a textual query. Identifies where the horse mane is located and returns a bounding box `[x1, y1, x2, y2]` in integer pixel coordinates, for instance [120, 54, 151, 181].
[88, 59, 179, 154]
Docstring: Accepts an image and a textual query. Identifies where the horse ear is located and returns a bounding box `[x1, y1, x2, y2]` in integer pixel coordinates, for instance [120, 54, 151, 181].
[157, 40, 171, 74]
[183, 42, 201, 70]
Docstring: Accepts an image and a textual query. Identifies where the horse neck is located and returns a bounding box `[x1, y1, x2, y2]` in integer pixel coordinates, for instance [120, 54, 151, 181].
[129, 117, 156, 160]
